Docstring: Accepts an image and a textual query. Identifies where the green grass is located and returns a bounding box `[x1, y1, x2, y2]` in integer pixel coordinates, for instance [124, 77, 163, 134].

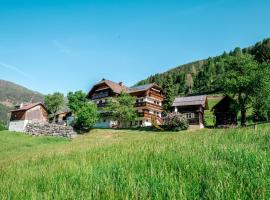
[1, 126, 270, 199]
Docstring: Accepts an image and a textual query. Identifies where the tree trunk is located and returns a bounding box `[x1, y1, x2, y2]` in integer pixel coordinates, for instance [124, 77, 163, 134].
[240, 109, 247, 127]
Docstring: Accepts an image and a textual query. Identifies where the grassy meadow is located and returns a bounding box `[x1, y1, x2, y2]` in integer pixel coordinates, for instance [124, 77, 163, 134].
[1, 125, 270, 199]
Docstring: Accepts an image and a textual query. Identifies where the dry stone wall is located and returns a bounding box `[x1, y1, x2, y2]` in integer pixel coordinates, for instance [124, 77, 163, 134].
[25, 122, 77, 139]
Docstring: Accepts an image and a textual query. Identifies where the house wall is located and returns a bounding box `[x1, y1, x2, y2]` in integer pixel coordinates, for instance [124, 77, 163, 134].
[93, 119, 118, 128]
[9, 120, 29, 132]
[174, 105, 204, 129]
[25, 105, 48, 122]
[10, 110, 26, 121]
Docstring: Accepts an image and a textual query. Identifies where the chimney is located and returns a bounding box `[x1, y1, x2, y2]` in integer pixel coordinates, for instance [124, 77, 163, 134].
[20, 103, 24, 108]
[119, 82, 123, 86]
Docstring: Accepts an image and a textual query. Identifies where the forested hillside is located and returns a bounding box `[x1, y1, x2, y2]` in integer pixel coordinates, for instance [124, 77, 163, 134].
[136, 38, 270, 96]
[0, 80, 44, 125]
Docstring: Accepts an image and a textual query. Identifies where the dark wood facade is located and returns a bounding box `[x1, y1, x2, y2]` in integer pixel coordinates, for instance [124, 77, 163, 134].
[172, 95, 208, 129]
[175, 106, 204, 126]
[212, 96, 237, 127]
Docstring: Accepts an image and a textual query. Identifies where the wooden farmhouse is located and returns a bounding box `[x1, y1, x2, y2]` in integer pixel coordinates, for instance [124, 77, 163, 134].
[9, 103, 48, 132]
[212, 96, 237, 127]
[172, 95, 208, 129]
[87, 79, 164, 128]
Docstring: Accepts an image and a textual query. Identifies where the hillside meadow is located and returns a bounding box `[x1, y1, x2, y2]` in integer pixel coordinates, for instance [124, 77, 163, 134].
[0, 125, 270, 199]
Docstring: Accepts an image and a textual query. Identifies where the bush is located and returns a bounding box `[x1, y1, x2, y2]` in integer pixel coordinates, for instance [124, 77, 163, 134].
[163, 113, 189, 131]
[0, 121, 7, 131]
[72, 103, 99, 132]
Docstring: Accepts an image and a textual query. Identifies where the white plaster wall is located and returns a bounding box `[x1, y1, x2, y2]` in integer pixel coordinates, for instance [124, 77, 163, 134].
[9, 120, 29, 132]
[143, 120, 152, 127]
[189, 123, 204, 130]
[94, 119, 118, 128]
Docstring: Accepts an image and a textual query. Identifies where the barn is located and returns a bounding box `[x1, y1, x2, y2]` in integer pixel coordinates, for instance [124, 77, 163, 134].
[9, 103, 48, 132]
[172, 95, 208, 129]
[212, 96, 238, 127]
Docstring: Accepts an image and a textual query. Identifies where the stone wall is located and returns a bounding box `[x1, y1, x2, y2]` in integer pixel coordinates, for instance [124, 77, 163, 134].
[25, 122, 77, 139]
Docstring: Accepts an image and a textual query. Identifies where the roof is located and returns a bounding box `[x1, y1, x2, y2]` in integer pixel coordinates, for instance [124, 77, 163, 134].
[103, 79, 130, 93]
[56, 111, 72, 116]
[88, 79, 130, 97]
[212, 96, 237, 112]
[172, 95, 208, 109]
[11, 102, 47, 112]
[129, 83, 155, 93]
[88, 79, 162, 97]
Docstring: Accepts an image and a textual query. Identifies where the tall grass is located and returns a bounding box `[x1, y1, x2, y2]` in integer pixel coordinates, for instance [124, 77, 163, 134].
[0, 126, 270, 199]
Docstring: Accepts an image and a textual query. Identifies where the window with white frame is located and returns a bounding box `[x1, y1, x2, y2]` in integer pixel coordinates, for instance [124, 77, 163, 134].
[185, 113, 195, 119]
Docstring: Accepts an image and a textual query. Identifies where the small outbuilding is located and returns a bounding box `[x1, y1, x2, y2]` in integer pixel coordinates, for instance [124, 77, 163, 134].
[212, 96, 238, 128]
[55, 111, 73, 126]
[172, 95, 208, 129]
[9, 103, 48, 132]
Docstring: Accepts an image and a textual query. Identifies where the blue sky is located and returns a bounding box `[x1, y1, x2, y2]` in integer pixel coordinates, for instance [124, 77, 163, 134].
[0, 0, 269, 95]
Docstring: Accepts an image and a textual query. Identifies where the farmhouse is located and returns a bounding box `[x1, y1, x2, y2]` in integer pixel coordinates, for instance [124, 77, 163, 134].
[172, 95, 208, 129]
[212, 96, 238, 127]
[87, 79, 164, 128]
[9, 103, 48, 132]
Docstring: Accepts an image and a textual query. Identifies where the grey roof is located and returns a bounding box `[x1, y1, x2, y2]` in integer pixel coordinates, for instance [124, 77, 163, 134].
[172, 95, 208, 108]
[129, 84, 154, 93]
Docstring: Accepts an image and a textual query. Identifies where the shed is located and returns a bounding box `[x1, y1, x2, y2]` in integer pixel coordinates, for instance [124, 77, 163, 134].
[9, 103, 48, 132]
[212, 96, 238, 127]
[172, 95, 208, 129]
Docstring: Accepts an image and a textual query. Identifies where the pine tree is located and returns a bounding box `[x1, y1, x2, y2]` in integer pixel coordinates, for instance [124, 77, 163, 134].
[163, 75, 175, 114]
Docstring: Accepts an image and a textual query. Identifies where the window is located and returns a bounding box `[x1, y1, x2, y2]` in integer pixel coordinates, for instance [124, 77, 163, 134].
[185, 113, 195, 119]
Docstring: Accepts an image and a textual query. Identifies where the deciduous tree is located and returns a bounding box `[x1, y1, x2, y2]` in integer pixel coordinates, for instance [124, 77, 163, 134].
[44, 92, 65, 122]
[222, 54, 258, 126]
[104, 92, 137, 128]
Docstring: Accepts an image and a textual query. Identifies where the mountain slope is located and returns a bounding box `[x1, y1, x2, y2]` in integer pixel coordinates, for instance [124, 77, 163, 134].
[0, 80, 44, 124]
[135, 38, 270, 96]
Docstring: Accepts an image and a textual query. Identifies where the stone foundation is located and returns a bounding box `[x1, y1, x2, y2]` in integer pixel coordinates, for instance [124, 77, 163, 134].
[25, 122, 77, 139]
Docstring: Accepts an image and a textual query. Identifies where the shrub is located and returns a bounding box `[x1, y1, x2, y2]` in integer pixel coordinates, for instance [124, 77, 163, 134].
[163, 113, 189, 131]
[72, 103, 99, 132]
[0, 121, 7, 131]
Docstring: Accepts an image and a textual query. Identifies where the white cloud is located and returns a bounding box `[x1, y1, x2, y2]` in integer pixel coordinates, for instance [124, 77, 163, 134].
[0, 61, 32, 79]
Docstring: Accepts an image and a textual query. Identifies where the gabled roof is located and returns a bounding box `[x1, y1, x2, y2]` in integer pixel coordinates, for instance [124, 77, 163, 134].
[87, 79, 130, 97]
[88, 79, 163, 97]
[11, 102, 47, 112]
[212, 95, 237, 112]
[128, 83, 162, 93]
[172, 95, 208, 109]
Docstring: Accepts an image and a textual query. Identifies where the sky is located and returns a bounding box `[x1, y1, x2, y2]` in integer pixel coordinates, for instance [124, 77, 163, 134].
[0, 0, 269, 95]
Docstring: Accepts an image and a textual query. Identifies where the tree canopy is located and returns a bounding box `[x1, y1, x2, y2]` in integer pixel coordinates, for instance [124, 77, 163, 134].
[44, 92, 65, 122]
[104, 92, 137, 128]
[67, 91, 99, 131]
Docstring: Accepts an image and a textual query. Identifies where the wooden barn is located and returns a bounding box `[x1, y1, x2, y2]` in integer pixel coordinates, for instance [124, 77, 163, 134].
[212, 96, 238, 127]
[172, 95, 208, 129]
[9, 103, 48, 132]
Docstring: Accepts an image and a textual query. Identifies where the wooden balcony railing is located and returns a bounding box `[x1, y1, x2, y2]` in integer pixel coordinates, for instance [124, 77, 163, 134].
[135, 102, 162, 110]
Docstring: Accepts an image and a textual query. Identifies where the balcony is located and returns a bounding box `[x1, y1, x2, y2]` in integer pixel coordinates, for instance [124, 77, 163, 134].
[135, 102, 162, 110]
[92, 91, 110, 100]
